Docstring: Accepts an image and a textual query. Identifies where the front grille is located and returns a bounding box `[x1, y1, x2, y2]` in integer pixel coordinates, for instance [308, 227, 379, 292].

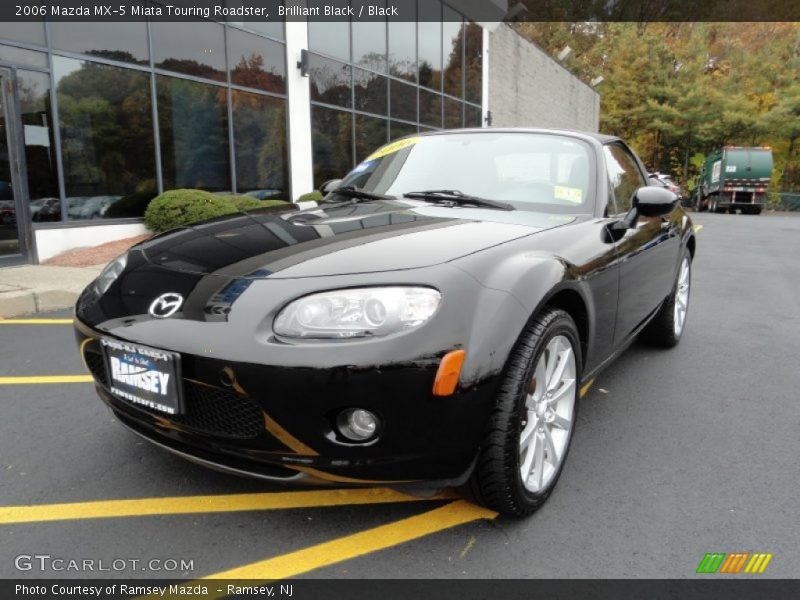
[83, 344, 264, 439]
[170, 382, 265, 439]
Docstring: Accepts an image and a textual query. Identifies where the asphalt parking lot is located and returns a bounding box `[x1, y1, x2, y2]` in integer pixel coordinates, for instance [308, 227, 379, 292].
[1, 211, 798, 582]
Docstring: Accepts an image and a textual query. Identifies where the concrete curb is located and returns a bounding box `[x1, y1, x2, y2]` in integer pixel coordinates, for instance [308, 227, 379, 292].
[0, 265, 104, 318]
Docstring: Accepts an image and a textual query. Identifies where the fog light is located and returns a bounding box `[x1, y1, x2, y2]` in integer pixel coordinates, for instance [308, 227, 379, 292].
[337, 408, 379, 441]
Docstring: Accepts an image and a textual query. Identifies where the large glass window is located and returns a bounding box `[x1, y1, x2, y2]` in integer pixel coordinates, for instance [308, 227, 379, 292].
[419, 88, 442, 128]
[389, 79, 416, 123]
[354, 68, 387, 116]
[444, 97, 463, 129]
[51, 22, 149, 65]
[17, 70, 60, 222]
[157, 75, 230, 192]
[54, 57, 156, 220]
[0, 45, 47, 69]
[232, 91, 288, 199]
[355, 115, 387, 163]
[227, 28, 286, 94]
[442, 8, 464, 98]
[417, 1, 442, 90]
[309, 54, 352, 108]
[465, 22, 483, 105]
[308, 1, 351, 62]
[353, 11, 387, 72]
[466, 104, 483, 128]
[151, 21, 226, 82]
[0, 22, 45, 46]
[390, 121, 417, 141]
[388, 19, 416, 82]
[312, 106, 353, 188]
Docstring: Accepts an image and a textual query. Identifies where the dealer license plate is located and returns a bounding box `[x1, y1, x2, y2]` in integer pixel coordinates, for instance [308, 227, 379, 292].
[101, 338, 183, 415]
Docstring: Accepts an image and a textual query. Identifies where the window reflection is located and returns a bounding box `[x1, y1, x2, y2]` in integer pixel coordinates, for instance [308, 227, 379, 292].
[390, 121, 417, 141]
[419, 88, 442, 128]
[312, 106, 353, 188]
[388, 19, 416, 82]
[54, 57, 156, 220]
[389, 79, 417, 122]
[418, 1, 442, 90]
[444, 97, 463, 129]
[0, 46, 47, 69]
[0, 22, 45, 46]
[353, 7, 387, 73]
[442, 9, 464, 98]
[151, 21, 226, 82]
[51, 22, 149, 65]
[232, 91, 288, 199]
[353, 68, 387, 116]
[309, 54, 352, 108]
[227, 28, 286, 94]
[355, 115, 387, 163]
[466, 104, 483, 128]
[157, 75, 230, 192]
[17, 71, 59, 220]
[465, 22, 483, 104]
[308, 5, 351, 62]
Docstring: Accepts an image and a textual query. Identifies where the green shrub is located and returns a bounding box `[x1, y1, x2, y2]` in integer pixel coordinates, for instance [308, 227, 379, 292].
[228, 196, 289, 211]
[144, 189, 237, 232]
[296, 191, 323, 203]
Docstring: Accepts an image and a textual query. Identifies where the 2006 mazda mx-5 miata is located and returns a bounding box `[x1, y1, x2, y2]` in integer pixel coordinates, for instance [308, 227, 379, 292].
[74, 129, 695, 516]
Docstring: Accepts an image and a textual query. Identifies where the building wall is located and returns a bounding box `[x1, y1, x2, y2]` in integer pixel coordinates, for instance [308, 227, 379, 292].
[487, 24, 599, 132]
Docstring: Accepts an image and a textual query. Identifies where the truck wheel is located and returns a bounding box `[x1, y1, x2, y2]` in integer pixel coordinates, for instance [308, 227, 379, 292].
[753, 206, 762, 215]
[710, 198, 718, 213]
[469, 308, 581, 517]
[641, 251, 691, 348]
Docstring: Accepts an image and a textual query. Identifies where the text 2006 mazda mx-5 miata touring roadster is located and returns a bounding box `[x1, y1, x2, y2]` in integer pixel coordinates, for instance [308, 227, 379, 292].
[74, 129, 695, 516]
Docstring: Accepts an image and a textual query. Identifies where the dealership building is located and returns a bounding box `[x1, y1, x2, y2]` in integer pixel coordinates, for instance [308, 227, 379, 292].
[0, 3, 598, 266]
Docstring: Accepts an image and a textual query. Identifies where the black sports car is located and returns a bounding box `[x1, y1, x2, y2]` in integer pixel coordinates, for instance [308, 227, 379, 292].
[74, 129, 695, 516]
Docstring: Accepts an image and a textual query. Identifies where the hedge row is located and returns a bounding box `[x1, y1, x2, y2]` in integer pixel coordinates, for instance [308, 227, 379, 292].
[144, 189, 289, 232]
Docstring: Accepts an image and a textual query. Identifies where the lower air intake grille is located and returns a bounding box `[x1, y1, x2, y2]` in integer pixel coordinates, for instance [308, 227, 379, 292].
[84, 345, 263, 439]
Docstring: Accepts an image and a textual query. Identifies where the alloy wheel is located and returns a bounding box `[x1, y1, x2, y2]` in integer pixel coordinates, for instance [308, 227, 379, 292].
[673, 257, 690, 337]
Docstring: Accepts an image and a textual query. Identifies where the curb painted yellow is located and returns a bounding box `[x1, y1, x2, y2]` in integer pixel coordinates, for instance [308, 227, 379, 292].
[579, 379, 594, 398]
[0, 488, 457, 525]
[0, 375, 94, 385]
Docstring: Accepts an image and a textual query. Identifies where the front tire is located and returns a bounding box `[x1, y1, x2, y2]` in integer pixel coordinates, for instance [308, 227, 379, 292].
[469, 308, 581, 517]
[641, 251, 691, 348]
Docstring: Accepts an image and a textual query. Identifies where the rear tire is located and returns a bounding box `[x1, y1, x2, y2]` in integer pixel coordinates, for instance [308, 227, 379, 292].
[641, 251, 692, 348]
[469, 308, 581, 517]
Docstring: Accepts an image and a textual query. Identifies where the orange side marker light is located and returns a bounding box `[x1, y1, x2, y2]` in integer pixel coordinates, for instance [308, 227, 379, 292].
[433, 350, 465, 397]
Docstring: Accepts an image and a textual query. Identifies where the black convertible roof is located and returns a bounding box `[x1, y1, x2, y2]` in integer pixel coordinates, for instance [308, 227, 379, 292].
[420, 127, 620, 145]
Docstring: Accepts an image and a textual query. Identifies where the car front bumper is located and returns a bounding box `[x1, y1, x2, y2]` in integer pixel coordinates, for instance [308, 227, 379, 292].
[74, 317, 500, 488]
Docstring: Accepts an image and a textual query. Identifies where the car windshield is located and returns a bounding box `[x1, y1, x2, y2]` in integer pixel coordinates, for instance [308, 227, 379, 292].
[335, 132, 594, 214]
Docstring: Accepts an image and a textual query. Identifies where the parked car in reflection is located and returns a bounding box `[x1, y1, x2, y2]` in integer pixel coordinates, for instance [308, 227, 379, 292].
[67, 196, 119, 220]
[0, 200, 15, 225]
[74, 128, 696, 517]
[30, 198, 61, 222]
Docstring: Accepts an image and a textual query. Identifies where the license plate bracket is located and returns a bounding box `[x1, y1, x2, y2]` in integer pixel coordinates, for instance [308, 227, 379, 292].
[101, 338, 183, 415]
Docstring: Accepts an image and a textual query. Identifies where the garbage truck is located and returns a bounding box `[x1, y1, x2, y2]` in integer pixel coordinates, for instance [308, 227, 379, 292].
[693, 146, 773, 214]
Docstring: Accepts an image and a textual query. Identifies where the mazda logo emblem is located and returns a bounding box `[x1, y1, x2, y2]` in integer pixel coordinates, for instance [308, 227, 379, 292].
[148, 293, 184, 319]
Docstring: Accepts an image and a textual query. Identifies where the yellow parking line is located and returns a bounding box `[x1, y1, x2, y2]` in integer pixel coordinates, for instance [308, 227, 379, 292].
[693, 225, 704, 233]
[0, 488, 458, 525]
[0, 318, 74, 325]
[190, 500, 496, 589]
[0, 375, 92, 385]
[579, 379, 594, 398]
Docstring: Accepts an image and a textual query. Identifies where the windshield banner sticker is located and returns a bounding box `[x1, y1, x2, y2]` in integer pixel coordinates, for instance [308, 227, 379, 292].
[367, 136, 420, 161]
[554, 186, 583, 203]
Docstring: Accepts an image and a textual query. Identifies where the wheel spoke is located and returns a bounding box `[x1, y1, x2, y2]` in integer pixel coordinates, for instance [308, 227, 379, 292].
[551, 412, 571, 430]
[519, 415, 537, 450]
[532, 434, 545, 489]
[543, 426, 558, 465]
[547, 346, 572, 391]
[547, 378, 575, 406]
[520, 429, 538, 477]
[543, 340, 559, 385]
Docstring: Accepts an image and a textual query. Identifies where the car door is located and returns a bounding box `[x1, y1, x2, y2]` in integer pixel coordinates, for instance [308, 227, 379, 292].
[604, 142, 680, 346]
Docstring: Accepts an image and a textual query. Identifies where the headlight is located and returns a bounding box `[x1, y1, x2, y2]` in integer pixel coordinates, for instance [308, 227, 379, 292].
[94, 253, 128, 295]
[274, 287, 441, 339]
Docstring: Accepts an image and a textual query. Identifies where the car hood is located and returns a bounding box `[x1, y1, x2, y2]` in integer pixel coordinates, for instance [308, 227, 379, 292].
[136, 200, 577, 279]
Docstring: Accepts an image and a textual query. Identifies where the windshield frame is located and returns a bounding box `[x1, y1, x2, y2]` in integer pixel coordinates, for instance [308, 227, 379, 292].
[335, 130, 600, 217]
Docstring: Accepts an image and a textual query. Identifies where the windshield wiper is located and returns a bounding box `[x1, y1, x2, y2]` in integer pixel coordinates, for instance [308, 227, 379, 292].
[323, 186, 396, 202]
[403, 189, 515, 211]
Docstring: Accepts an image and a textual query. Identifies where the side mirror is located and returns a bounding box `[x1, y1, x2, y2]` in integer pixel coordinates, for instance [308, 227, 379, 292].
[607, 186, 679, 241]
[320, 179, 342, 195]
[632, 185, 679, 217]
